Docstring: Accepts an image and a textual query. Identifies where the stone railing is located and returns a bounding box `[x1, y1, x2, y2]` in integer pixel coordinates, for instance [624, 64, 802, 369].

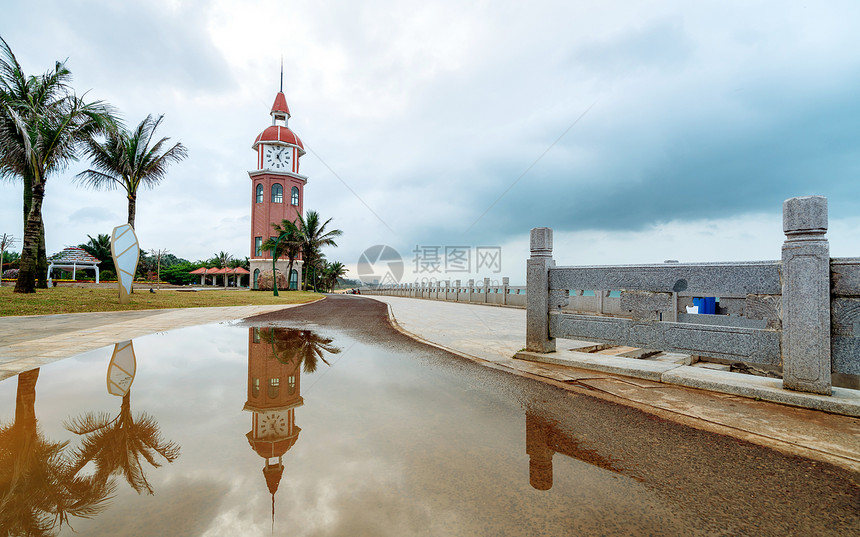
[362, 278, 527, 307]
[526, 195, 859, 396]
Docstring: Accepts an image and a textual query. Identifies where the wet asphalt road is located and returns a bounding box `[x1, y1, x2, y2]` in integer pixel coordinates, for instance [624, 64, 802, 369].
[246, 295, 860, 536]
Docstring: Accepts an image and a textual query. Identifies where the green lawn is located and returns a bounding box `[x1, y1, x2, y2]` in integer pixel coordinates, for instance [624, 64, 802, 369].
[0, 286, 322, 317]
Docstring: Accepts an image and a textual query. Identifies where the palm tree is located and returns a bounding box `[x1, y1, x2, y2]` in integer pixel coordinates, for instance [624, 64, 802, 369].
[261, 219, 302, 290]
[214, 251, 232, 288]
[321, 261, 348, 292]
[79, 233, 115, 275]
[0, 36, 117, 293]
[296, 210, 342, 291]
[76, 114, 188, 228]
[0, 369, 116, 533]
[65, 391, 180, 495]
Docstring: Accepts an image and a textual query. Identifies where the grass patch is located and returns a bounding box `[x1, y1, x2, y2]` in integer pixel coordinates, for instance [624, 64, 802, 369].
[0, 286, 322, 317]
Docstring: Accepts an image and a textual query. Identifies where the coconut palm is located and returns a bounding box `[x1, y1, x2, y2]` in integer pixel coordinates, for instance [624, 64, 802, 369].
[0, 369, 116, 534]
[64, 391, 180, 495]
[79, 233, 115, 275]
[75, 114, 187, 228]
[296, 210, 342, 291]
[261, 219, 302, 290]
[321, 261, 347, 292]
[0, 36, 117, 293]
[214, 251, 232, 288]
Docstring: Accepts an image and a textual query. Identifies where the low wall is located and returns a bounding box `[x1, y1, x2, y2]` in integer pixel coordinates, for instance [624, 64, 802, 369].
[363, 277, 527, 308]
[525, 196, 859, 396]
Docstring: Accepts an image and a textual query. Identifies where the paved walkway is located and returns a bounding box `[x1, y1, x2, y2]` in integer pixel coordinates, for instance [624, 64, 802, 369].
[365, 295, 860, 472]
[0, 305, 298, 381]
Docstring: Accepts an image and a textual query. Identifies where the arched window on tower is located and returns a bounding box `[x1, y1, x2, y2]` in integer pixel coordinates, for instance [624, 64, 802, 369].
[272, 184, 283, 203]
[268, 378, 280, 398]
[255, 183, 263, 203]
[291, 186, 299, 206]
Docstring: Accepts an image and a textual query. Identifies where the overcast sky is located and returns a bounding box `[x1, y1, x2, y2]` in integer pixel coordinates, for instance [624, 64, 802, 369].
[2, 0, 859, 284]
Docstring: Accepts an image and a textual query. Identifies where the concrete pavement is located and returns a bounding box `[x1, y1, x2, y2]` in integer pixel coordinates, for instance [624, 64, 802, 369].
[0, 305, 300, 381]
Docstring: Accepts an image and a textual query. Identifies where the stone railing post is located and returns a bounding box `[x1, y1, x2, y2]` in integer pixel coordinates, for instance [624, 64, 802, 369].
[445, 279, 451, 300]
[484, 277, 490, 303]
[502, 277, 509, 305]
[527, 228, 555, 353]
[782, 196, 831, 395]
[468, 279, 475, 303]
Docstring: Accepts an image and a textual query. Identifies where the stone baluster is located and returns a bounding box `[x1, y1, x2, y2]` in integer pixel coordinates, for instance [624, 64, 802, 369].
[527, 228, 556, 353]
[782, 196, 831, 394]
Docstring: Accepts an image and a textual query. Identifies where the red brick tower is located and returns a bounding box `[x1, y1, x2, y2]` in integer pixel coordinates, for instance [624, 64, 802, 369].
[249, 73, 306, 289]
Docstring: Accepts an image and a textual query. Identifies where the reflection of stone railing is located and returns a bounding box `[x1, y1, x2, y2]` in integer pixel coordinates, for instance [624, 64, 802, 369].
[362, 278, 528, 308]
[526, 196, 859, 396]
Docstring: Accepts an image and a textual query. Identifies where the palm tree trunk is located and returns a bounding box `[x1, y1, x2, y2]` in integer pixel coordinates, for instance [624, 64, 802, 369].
[127, 195, 136, 227]
[127, 196, 137, 293]
[21, 172, 48, 289]
[36, 224, 47, 289]
[15, 183, 45, 293]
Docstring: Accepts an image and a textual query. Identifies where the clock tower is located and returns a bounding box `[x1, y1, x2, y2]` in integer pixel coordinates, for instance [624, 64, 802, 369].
[249, 75, 307, 289]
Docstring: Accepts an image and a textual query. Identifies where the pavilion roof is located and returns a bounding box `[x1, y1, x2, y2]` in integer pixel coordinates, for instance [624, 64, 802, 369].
[48, 247, 100, 265]
[188, 266, 250, 275]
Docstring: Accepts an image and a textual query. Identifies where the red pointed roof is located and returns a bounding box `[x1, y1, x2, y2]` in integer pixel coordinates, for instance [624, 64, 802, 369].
[271, 92, 290, 117]
[188, 267, 209, 275]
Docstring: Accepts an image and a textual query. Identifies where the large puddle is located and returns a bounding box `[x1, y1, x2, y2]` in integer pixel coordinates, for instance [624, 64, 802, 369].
[1, 322, 857, 536]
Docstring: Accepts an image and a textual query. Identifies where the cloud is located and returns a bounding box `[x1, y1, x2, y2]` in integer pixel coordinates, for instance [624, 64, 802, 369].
[1, 0, 859, 266]
[68, 206, 120, 225]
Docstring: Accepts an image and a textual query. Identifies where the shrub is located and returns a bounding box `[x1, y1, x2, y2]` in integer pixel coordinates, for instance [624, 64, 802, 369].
[100, 269, 116, 281]
[2, 268, 18, 280]
[161, 263, 198, 285]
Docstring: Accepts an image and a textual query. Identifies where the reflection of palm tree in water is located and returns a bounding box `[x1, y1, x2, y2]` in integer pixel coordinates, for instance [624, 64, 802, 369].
[258, 327, 341, 372]
[0, 369, 115, 535]
[65, 390, 180, 495]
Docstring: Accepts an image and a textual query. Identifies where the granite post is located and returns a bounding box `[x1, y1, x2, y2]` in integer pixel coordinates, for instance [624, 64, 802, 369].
[781, 196, 831, 395]
[527, 228, 555, 353]
[502, 277, 510, 306]
[484, 277, 491, 303]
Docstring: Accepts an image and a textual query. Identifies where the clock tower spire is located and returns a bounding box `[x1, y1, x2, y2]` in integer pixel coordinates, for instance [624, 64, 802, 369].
[249, 73, 307, 289]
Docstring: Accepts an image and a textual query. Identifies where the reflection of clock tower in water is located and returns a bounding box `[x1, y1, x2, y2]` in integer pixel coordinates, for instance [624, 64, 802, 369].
[243, 328, 304, 502]
[249, 73, 307, 289]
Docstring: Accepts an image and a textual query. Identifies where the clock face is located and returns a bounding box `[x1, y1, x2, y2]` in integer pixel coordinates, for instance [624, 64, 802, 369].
[258, 411, 288, 436]
[264, 145, 292, 170]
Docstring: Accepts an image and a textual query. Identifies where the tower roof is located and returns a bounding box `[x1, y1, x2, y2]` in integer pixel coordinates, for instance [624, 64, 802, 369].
[271, 92, 291, 117]
[253, 125, 305, 152]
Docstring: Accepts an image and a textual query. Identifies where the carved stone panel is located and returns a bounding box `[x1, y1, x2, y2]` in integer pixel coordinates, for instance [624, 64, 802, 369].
[620, 291, 672, 321]
[744, 294, 782, 330]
